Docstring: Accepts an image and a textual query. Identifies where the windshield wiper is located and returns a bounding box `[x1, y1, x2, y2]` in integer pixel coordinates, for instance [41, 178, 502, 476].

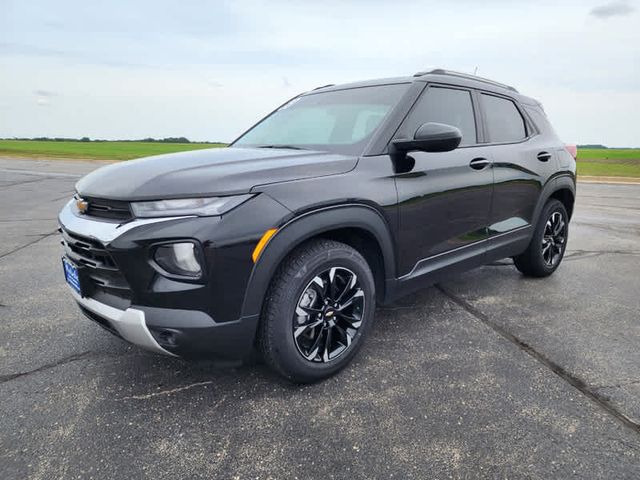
[258, 144, 308, 150]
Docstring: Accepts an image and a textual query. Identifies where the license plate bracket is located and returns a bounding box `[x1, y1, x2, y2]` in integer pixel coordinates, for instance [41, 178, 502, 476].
[62, 257, 84, 296]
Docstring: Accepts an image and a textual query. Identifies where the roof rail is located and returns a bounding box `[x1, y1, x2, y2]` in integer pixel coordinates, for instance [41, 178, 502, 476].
[413, 69, 518, 93]
[312, 84, 335, 91]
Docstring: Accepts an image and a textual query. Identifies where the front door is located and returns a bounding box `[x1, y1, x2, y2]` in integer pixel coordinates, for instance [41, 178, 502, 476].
[393, 85, 494, 276]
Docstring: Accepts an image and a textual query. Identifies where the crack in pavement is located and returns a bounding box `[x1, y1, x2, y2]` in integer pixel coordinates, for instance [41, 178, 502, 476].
[579, 195, 640, 201]
[0, 218, 57, 223]
[481, 249, 640, 268]
[0, 351, 159, 387]
[0, 351, 94, 383]
[0, 230, 58, 260]
[563, 249, 640, 262]
[584, 203, 640, 212]
[378, 304, 422, 311]
[0, 168, 82, 179]
[118, 381, 215, 400]
[594, 380, 640, 391]
[571, 221, 640, 235]
[1, 177, 49, 188]
[51, 193, 74, 202]
[482, 249, 640, 267]
[435, 284, 640, 436]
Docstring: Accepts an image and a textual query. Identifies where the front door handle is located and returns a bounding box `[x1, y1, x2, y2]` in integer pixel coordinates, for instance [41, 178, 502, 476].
[537, 151, 552, 162]
[469, 157, 490, 170]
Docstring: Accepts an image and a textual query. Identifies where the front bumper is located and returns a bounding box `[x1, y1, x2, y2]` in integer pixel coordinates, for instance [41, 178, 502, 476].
[58, 197, 277, 361]
[72, 287, 260, 360]
[70, 289, 176, 356]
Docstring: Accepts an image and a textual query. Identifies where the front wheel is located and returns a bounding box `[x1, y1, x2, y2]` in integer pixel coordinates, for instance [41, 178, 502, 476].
[258, 239, 376, 383]
[514, 199, 569, 277]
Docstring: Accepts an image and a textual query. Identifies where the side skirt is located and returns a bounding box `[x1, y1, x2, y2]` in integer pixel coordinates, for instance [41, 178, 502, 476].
[383, 226, 532, 303]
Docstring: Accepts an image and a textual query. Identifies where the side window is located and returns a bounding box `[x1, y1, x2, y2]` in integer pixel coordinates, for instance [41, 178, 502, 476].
[400, 87, 477, 146]
[481, 94, 527, 143]
[524, 105, 556, 137]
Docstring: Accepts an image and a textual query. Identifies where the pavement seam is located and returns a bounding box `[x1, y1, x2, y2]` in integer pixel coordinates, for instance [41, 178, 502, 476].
[0, 351, 94, 383]
[0, 230, 58, 260]
[435, 284, 640, 436]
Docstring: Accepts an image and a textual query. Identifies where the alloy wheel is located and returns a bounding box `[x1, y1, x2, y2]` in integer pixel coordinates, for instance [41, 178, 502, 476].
[293, 267, 365, 363]
[542, 211, 566, 267]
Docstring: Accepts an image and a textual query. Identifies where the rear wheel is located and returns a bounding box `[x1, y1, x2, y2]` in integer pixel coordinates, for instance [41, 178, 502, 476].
[259, 239, 375, 383]
[514, 199, 568, 277]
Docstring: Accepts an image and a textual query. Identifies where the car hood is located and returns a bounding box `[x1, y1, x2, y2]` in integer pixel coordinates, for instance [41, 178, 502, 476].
[75, 147, 358, 201]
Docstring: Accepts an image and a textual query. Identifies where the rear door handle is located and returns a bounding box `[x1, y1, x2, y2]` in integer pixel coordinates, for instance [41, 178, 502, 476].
[537, 151, 552, 162]
[469, 157, 490, 170]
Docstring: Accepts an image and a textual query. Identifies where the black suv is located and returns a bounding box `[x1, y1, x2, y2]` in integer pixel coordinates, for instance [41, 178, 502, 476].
[59, 69, 576, 382]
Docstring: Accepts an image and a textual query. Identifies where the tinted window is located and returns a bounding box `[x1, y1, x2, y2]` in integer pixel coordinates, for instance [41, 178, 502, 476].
[524, 105, 555, 136]
[400, 87, 477, 145]
[481, 94, 527, 143]
[233, 84, 409, 155]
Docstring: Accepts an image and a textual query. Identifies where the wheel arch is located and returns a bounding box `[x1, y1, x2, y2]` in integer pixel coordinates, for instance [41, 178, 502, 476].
[532, 175, 576, 226]
[240, 204, 396, 320]
[549, 186, 575, 219]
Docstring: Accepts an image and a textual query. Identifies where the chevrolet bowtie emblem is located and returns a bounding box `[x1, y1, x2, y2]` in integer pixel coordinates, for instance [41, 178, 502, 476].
[76, 198, 89, 214]
[325, 310, 335, 317]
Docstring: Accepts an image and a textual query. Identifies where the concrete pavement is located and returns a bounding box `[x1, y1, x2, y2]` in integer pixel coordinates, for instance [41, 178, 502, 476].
[1, 157, 639, 479]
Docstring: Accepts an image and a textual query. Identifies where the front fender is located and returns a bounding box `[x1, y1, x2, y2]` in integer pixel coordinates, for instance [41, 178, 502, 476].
[240, 204, 396, 319]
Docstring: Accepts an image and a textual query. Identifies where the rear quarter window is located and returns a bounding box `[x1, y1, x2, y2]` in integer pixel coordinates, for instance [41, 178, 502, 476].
[523, 105, 557, 137]
[481, 94, 527, 143]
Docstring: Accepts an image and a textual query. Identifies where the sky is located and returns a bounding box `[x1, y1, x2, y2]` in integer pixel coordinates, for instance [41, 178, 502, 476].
[0, 0, 639, 147]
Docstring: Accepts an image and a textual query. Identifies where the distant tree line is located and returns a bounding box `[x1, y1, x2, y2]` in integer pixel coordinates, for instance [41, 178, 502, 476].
[1, 137, 225, 144]
[577, 144, 607, 149]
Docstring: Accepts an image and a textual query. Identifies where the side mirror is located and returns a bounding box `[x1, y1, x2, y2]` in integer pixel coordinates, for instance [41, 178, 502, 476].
[392, 122, 462, 154]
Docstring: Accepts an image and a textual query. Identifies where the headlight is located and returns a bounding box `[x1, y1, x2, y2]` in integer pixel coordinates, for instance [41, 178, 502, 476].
[131, 195, 253, 218]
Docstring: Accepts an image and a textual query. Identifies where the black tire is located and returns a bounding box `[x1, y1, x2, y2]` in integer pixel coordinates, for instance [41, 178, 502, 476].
[514, 199, 569, 277]
[258, 239, 375, 383]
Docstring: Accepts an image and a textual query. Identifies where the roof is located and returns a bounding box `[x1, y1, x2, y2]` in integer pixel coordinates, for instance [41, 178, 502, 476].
[309, 69, 538, 105]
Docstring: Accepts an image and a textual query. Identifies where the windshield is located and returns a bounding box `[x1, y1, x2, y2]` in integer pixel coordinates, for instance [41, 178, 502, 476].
[232, 83, 409, 155]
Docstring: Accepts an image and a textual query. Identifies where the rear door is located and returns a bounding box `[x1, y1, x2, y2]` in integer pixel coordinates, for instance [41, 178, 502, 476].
[478, 93, 558, 245]
[393, 85, 494, 276]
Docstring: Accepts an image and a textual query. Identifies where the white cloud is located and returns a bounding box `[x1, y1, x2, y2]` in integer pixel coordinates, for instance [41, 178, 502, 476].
[0, 0, 639, 146]
[590, 1, 636, 19]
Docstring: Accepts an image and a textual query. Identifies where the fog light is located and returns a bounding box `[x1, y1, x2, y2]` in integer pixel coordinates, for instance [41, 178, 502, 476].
[149, 327, 180, 348]
[154, 242, 202, 277]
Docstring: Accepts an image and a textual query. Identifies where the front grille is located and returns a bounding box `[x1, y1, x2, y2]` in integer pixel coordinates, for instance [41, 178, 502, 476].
[84, 197, 132, 221]
[60, 227, 131, 300]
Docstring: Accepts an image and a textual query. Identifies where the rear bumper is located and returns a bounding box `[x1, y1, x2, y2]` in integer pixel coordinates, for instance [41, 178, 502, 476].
[71, 289, 176, 356]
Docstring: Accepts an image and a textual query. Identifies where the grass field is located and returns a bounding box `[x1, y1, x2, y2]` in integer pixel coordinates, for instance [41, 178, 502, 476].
[0, 140, 225, 160]
[576, 148, 640, 178]
[1, 141, 639, 178]
[577, 148, 640, 161]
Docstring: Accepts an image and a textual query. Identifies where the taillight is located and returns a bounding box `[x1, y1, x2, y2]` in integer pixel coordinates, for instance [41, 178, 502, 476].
[565, 144, 577, 159]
